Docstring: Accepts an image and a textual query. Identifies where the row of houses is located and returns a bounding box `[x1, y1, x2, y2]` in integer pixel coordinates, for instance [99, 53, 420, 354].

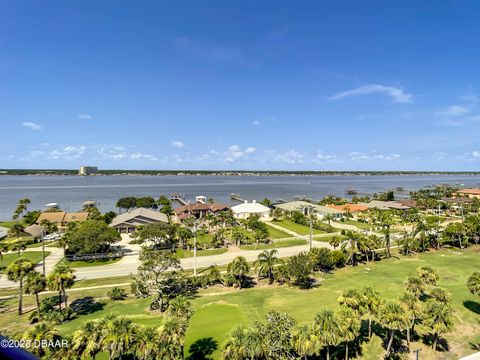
[25, 197, 419, 237]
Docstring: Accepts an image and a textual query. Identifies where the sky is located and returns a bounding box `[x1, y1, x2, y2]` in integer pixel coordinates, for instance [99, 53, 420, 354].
[1, 1, 480, 171]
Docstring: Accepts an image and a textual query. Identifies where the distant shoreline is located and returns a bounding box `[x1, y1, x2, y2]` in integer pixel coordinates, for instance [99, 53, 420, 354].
[2, 169, 480, 176]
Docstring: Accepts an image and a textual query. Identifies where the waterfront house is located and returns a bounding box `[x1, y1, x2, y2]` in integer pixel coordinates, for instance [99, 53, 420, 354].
[452, 188, 480, 199]
[275, 201, 344, 220]
[231, 200, 271, 220]
[109, 208, 169, 233]
[327, 203, 369, 216]
[358, 200, 411, 211]
[36, 211, 90, 231]
[173, 202, 230, 221]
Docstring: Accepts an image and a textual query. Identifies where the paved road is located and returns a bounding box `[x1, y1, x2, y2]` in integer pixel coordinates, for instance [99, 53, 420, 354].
[72, 239, 333, 281]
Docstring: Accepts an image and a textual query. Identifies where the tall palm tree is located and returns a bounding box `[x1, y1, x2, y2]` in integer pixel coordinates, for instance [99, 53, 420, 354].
[341, 231, 361, 266]
[22, 322, 60, 357]
[227, 256, 250, 290]
[362, 286, 381, 338]
[47, 263, 76, 309]
[24, 271, 46, 318]
[9, 223, 24, 241]
[422, 299, 453, 352]
[102, 316, 137, 360]
[72, 320, 104, 359]
[291, 324, 316, 360]
[313, 308, 341, 360]
[323, 213, 335, 230]
[337, 288, 367, 318]
[399, 292, 422, 350]
[338, 306, 361, 360]
[134, 325, 159, 360]
[377, 300, 409, 356]
[254, 249, 281, 284]
[6, 258, 34, 315]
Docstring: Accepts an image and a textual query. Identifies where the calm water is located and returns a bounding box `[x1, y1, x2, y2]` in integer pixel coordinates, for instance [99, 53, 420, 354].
[1, 174, 480, 220]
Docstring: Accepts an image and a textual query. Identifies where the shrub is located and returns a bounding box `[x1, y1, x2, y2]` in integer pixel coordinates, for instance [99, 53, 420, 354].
[107, 287, 128, 301]
[331, 250, 347, 268]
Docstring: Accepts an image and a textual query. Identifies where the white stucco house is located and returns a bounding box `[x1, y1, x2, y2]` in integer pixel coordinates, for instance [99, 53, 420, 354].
[231, 200, 270, 220]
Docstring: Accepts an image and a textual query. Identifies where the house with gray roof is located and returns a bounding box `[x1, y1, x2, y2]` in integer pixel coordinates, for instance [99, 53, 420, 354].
[109, 208, 169, 233]
[275, 201, 344, 220]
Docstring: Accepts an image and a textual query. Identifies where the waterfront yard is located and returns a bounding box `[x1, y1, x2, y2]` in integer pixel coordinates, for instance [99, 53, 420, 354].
[1, 247, 478, 359]
[239, 238, 306, 250]
[271, 219, 326, 235]
[0, 251, 50, 273]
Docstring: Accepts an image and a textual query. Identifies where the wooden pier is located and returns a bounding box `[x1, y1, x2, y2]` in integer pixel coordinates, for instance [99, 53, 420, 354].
[230, 193, 246, 202]
[170, 193, 188, 205]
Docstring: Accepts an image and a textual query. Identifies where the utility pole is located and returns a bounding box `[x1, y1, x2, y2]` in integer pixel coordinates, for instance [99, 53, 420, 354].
[309, 206, 313, 251]
[41, 229, 46, 276]
[193, 221, 197, 276]
[414, 348, 421, 360]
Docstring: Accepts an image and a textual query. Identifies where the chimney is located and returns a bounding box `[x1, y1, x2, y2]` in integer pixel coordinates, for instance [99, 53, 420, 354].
[244, 200, 248, 204]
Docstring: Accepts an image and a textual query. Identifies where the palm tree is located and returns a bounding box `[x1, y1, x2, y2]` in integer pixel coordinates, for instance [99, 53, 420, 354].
[291, 324, 316, 360]
[72, 320, 104, 359]
[467, 272, 480, 296]
[430, 287, 451, 304]
[338, 306, 361, 360]
[313, 308, 342, 360]
[254, 249, 281, 284]
[134, 325, 159, 360]
[22, 322, 60, 357]
[102, 316, 137, 360]
[6, 258, 34, 315]
[324, 213, 335, 230]
[227, 256, 250, 290]
[377, 300, 409, 356]
[223, 326, 248, 359]
[342, 231, 362, 266]
[417, 266, 439, 287]
[9, 223, 24, 241]
[362, 286, 381, 338]
[0, 244, 7, 264]
[47, 263, 76, 309]
[422, 299, 453, 352]
[399, 292, 422, 350]
[337, 288, 367, 317]
[405, 276, 425, 298]
[24, 271, 47, 318]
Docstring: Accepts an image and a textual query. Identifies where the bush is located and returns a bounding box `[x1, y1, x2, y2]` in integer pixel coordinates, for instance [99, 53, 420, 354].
[331, 250, 347, 268]
[309, 248, 334, 273]
[107, 287, 128, 300]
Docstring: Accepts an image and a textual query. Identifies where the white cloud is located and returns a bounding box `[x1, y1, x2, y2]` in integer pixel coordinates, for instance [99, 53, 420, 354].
[97, 146, 127, 160]
[224, 145, 256, 162]
[23, 122, 42, 130]
[252, 120, 261, 126]
[436, 105, 470, 117]
[49, 145, 86, 160]
[172, 140, 185, 149]
[329, 84, 412, 103]
[313, 151, 338, 163]
[275, 149, 304, 164]
[78, 114, 92, 120]
[130, 152, 158, 161]
[472, 151, 480, 158]
[350, 151, 400, 162]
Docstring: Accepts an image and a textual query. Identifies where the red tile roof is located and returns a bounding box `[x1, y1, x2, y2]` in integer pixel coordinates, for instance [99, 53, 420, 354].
[327, 204, 369, 212]
[456, 189, 480, 195]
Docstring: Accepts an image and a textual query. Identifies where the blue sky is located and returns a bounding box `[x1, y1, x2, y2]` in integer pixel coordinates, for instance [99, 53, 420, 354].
[2, 1, 480, 171]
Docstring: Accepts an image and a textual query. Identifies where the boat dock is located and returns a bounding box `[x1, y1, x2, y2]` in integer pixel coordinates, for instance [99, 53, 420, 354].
[230, 193, 246, 202]
[170, 193, 188, 205]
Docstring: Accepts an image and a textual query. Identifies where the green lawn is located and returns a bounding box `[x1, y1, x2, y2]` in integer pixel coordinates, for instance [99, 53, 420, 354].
[272, 219, 325, 235]
[341, 219, 374, 230]
[1, 248, 479, 360]
[0, 221, 18, 229]
[0, 251, 50, 272]
[176, 248, 228, 258]
[265, 224, 291, 239]
[239, 238, 306, 250]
